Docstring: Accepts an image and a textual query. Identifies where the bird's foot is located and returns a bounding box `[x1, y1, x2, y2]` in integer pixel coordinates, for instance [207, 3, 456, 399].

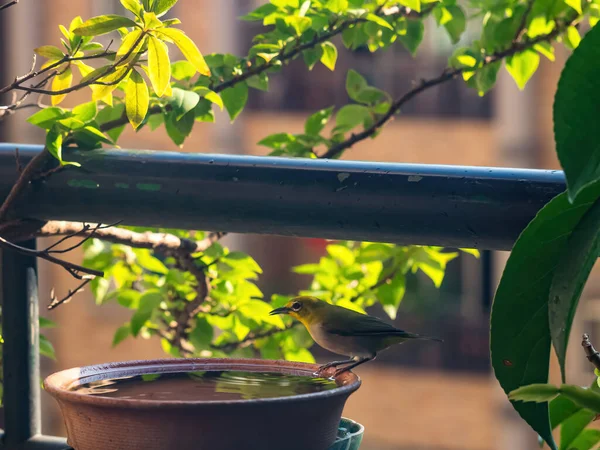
[313, 365, 337, 379]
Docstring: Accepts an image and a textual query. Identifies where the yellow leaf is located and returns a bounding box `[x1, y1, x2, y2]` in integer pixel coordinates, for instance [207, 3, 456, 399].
[91, 66, 130, 102]
[164, 82, 172, 97]
[116, 28, 146, 64]
[125, 69, 149, 129]
[155, 28, 210, 76]
[51, 66, 73, 106]
[147, 36, 171, 96]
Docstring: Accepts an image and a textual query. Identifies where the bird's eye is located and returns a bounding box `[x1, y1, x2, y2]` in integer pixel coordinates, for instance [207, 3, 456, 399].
[291, 301, 302, 311]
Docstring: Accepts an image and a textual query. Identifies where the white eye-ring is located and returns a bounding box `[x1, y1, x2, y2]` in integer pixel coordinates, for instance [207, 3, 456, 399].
[291, 301, 302, 311]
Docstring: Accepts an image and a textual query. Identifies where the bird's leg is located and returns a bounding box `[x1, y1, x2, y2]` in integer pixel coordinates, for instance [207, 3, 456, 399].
[333, 356, 375, 377]
[313, 358, 356, 377]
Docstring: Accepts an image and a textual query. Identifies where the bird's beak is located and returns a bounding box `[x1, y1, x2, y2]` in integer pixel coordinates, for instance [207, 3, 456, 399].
[269, 306, 291, 316]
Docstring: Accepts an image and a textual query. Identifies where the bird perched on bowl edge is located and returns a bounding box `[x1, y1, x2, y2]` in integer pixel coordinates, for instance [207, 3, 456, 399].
[270, 296, 442, 377]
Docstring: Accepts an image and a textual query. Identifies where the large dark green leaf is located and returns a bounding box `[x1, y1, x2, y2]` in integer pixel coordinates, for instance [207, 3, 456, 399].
[554, 23, 600, 201]
[549, 197, 600, 382]
[491, 181, 600, 450]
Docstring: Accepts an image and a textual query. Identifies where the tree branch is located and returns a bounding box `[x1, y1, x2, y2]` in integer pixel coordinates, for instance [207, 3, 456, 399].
[37, 221, 226, 253]
[320, 15, 579, 159]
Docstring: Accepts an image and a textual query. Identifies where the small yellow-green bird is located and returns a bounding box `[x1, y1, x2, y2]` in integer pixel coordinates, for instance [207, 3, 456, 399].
[270, 296, 442, 376]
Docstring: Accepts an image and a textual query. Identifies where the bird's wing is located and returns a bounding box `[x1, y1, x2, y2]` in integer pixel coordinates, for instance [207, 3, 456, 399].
[322, 307, 410, 337]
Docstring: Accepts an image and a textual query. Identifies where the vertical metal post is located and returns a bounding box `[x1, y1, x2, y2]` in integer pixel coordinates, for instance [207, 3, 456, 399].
[1, 240, 41, 448]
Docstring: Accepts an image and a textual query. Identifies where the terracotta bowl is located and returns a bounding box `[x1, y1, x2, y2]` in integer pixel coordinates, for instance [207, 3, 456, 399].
[44, 358, 361, 450]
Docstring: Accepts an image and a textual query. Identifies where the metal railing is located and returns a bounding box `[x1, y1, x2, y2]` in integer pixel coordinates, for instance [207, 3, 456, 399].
[0, 143, 566, 449]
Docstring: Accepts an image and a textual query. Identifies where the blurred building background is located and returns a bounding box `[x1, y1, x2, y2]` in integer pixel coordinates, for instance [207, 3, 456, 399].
[1, 1, 595, 449]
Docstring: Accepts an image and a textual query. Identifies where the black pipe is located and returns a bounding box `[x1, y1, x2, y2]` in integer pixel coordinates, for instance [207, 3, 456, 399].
[0, 144, 566, 250]
[1, 240, 40, 449]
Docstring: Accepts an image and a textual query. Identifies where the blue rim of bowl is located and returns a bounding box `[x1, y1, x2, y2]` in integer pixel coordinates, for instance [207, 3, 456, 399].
[43, 358, 362, 409]
[338, 417, 365, 439]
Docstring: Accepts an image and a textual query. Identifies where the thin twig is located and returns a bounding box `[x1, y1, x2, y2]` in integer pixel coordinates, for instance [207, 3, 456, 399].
[47, 278, 92, 310]
[582, 333, 600, 372]
[44, 221, 122, 254]
[0, 0, 17, 12]
[320, 15, 580, 159]
[0, 235, 103, 278]
[97, 8, 423, 133]
[514, 0, 536, 42]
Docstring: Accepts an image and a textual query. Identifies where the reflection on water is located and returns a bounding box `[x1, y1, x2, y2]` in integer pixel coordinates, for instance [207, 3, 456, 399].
[71, 371, 338, 401]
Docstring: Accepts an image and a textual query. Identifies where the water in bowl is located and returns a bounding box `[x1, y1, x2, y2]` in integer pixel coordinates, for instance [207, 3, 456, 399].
[70, 371, 338, 401]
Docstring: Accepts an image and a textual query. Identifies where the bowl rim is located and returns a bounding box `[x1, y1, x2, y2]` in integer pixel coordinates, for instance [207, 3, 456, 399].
[43, 357, 361, 409]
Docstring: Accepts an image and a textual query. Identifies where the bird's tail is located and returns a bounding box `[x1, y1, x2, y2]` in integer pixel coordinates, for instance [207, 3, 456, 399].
[402, 331, 443, 343]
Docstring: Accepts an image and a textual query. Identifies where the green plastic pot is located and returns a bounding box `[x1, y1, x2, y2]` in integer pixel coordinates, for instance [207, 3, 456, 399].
[329, 417, 364, 450]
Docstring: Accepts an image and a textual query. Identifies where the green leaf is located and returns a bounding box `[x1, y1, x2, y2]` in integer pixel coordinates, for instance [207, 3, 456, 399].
[189, 316, 214, 349]
[397, 19, 424, 56]
[136, 249, 169, 274]
[39, 335, 56, 360]
[221, 82, 248, 122]
[46, 126, 64, 163]
[564, 0, 582, 14]
[155, 28, 211, 76]
[34, 45, 64, 59]
[320, 42, 337, 71]
[506, 50, 539, 90]
[39, 317, 57, 328]
[434, 5, 465, 44]
[564, 26, 581, 50]
[334, 104, 370, 133]
[147, 36, 171, 96]
[240, 3, 278, 21]
[72, 101, 97, 122]
[194, 87, 223, 110]
[121, 0, 144, 18]
[346, 69, 367, 102]
[305, 106, 334, 136]
[377, 272, 406, 319]
[130, 291, 162, 336]
[222, 251, 262, 274]
[568, 429, 600, 450]
[239, 300, 285, 328]
[491, 181, 600, 450]
[473, 61, 501, 96]
[326, 244, 355, 265]
[559, 385, 600, 414]
[116, 28, 146, 62]
[303, 46, 323, 70]
[366, 13, 393, 30]
[559, 409, 596, 450]
[399, 0, 421, 12]
[549, 198, 600, 382]
[27, 107, 67, 129]
[168, 87, 200, 119]
[246, 73, 269, 91]
[117, 289, 141, 309]
[165, 109, 194, 145]
[96, 103, 126, 142]
[534, 42, 555, 61]
[284, 347, 315, 363]
[171, 60, 196, 80]
[554, 24, 600, 201]
[112, 324, 131, 347]
[508, 384, 560, 403]
[325, 0, 348, 13]
[125, 68, 149, 129]
[73, 15, 137, 36]
[153, 0, 179, 17]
